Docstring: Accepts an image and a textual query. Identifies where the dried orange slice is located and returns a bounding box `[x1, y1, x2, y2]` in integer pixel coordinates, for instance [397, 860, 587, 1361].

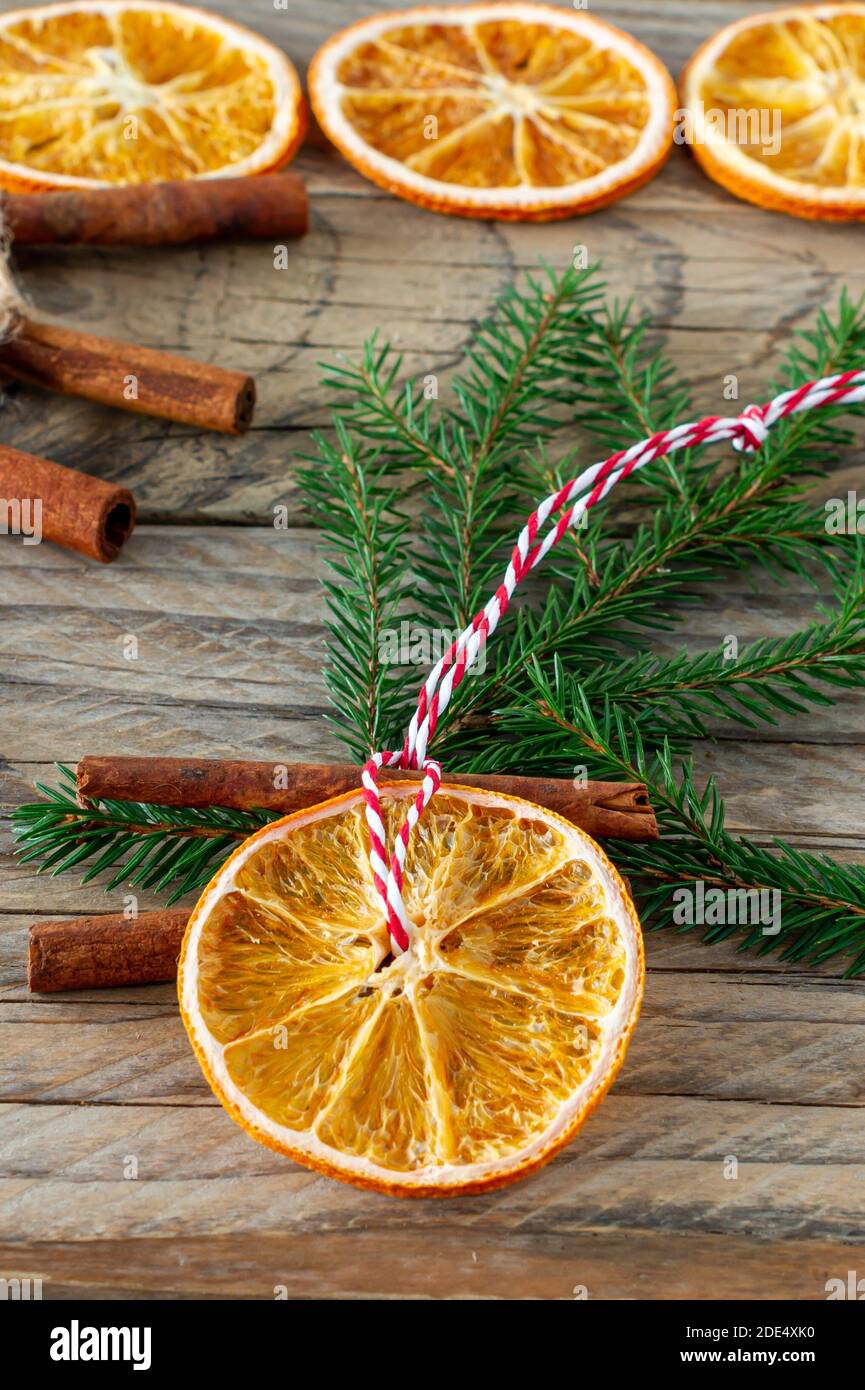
[681, 4, 865, 220]
[0, 0, 305, 190]
[178, 784, 643, 1196]
[308, 2, 676, 220]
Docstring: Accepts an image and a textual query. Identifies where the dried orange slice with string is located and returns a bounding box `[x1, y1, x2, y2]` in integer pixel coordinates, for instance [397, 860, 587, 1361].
[0, 0, 305, 190]
[681, 3, 865, 220]
[178, 784, 643, 1196]
[308, 2, 676, 220]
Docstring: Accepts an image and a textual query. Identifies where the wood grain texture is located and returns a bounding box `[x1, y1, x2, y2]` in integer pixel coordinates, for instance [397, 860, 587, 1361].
[1, 0, 864, 1302]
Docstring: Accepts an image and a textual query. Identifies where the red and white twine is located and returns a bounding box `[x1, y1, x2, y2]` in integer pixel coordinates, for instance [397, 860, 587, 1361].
[361, 368, 865, 952]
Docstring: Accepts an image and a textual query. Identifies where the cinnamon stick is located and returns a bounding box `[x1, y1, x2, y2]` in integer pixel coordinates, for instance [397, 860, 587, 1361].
[76, 756, 658, 842]
[3, 173, 308, 247]
[28, 909, 188, 993]
[0, 316, 255, 433]
[0, 443, 135, 562]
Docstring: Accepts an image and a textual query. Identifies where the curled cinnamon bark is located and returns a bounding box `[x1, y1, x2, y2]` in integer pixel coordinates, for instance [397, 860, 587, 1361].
[75, 756, 658, 842]
[28, 761, 654, 993]
[3, 173, 308, 247]
[0, 443, 136, 562]
[0, 316, 256, 433]
[28, 910, 188, 993]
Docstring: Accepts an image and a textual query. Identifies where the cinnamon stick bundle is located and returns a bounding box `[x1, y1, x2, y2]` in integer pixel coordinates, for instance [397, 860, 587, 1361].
[3, 173, 308, 247]
[76, 756, 658, 842]
[0, 443, 135, 562]
[0, 316, 256, 433]
[28, 910, 188, 993]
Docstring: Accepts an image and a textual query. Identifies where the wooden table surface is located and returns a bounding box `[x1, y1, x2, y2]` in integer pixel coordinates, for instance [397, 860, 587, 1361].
[2, 0, 864, 1302]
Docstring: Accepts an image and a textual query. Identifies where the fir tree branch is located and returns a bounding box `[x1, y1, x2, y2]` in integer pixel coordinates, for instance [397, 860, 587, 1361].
[13, 269, 865, 983]
[327, 264, 605, 628]
[436, 496, 840, 763]
[423, 264, 601, 627]
[434, 288, 865, 755]
[519, 447, 601, 587]
[575, 553, 865, 740]
[323, 334, 452, 477]
[298, 421, 418, 759]
[471, 665, 865, 976]
[12, 766, 273, 906]
[571, 302, 697, 507]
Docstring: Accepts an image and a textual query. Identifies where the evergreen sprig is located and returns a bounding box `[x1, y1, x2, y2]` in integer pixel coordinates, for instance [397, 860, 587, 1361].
[325, 263, 604, 628]
[296, 420, 418, 760]
[567, 301, 698, 505]
[573, 553, 865, 742]
[434, 290, 865, 754]
[473, 662, 865, 975]
[12, 766, 273, 905]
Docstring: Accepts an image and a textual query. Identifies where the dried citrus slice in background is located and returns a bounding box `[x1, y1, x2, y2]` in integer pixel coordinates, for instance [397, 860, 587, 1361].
[308, 2, 676, 220]
[681, 4, 865, 220]
[178, 785, 643, 1196]
[0, 0, 305, 189]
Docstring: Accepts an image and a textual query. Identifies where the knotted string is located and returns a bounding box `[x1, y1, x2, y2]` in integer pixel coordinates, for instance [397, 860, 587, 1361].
[362, 367, 865, 953]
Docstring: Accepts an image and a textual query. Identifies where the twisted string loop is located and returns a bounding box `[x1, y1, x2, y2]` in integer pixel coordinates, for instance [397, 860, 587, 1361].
[732, 402, 770, 453]
[361, 367, 865, 952]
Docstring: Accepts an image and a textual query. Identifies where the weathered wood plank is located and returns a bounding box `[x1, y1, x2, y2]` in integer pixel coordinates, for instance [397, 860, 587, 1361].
[0, 527, 861, 710]
[2, 531, 865, 845]
[4, 908, 861, 998]
[4, 1089, 863, 1182]
[1, 1088, 864, 1250]
[0, 1227, 857, 1300]
[5, 899, 864, 1014]
[1, 1082, 863, 1299]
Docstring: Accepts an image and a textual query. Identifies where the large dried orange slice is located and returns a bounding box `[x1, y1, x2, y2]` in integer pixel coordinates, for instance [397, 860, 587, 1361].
[178, 784, 643, 1196]
[0, 0, 305, 190]
[308, 2, 676, 220]
[681, 4, 865, 220]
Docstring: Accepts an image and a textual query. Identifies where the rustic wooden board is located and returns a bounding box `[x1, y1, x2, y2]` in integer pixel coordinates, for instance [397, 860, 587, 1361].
[1, 0, 864, 1302]
[8, 158, 865, 524]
